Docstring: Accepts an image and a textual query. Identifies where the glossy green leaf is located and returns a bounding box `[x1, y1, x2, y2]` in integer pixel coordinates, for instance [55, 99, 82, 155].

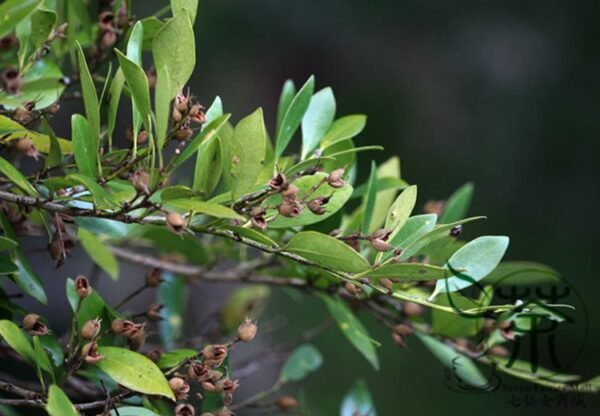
[440, 182, 474, 223]
[279, 344, 323, 383]
[174, 113, 231, 169]
[165, 198, 245, 220]
[276, 80, 296, 133]
[0, 0, 43, 37]
[0, 237, 18, 251]
[481, 261, 561, 286]
[158, 272, 186, 349]
[320, 114, 367, 149]
[286, 231, 370, 274]
[76, 42, 100, 141]
[78, 227, 119, 280]
[382, 214, 437, 261]
[266, 172, 353, 229]
[154, 65, 171, 155]
[152, 11, 195, 97]
[71, 114, 98, 179]
[0, 213, 47, 304]
[170, 0, 198, 23]
[432, 293, 485, 337]
[0, 115, 72, 154]
[16, 8, 56, 66]
[227, 108, 267, 200]
[434, 236, 509, 295]
[0, 156, 37, 196]
[157, 349, 197, 369]
[365, 263, 448, 281]
[67, 173, 120, 210]
[0, 60, 66, 109]
[301, 87, 335, 158]
[222, 225, 279, 247]
[46, 385, 78, 416]
[107, 69, 125, 146]
[95, 346, 175, 400]
[321, 295, 379, 370]
[384, 185, 417, 236]
[115, 49, 152, 130]
[0, 256, 18, 274]
[361, 161, 378, 235]
[275, 75, 315, 158]
[341, 380, 377, 416]
[0, 319, 35, 364]
[110, 407, 161, 416]
[417, 333, 489, 387]
[33, 335, 55, 381]
[368, 157, 402, 233]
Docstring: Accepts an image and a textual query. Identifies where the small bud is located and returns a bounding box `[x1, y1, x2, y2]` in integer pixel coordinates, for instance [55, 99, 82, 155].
[393, 323, 414, 337]
[280, 183, 299, 201]
[278, 201, 302, 218]
[147, 349, 162, 362]
[489, 345, 510, 357]
[130, 169, 150, 195]
[307, 196, 330, 215]
[403, 302, 423, 317]
[145, 267, 163, 287]
[188, 362, 209, 381]
[369, 229, 393, 252]
[391, 332, 406, 348]
[1, 67, 22, 95]
[215, 378, 239, 394]
[276, 395, 299, 411]
[169, 377, 190, 400]
[22, 314, 49, 336]
[379, 278, 393, 291]
[423, 200, 445, 215]
[81, 341, 103, 364]
[176, 127, 194, 141]
[146, 304, 164, 321]
[81, 318, 102, 340]
[75, 275, 92, 298]
[450, 225, 462, 237]
[166, 212, 186, 234]
[175, 404, 196, 416]
[237, 318, 257, 342]
[13, 107, 34, 124]
[345, 282, 361, 296]
[269, 173, 287, 191]
[327, 168, 346, 188]
[202, 344, 228, 367]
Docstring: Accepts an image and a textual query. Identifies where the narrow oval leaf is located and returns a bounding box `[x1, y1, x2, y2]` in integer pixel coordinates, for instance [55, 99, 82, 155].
[173, 113, 231, 169]
[170, 0, 198, 23]
[382, 214, 437, 261]
[435, 236, 509, 295]
[384, 185, 417, 235]
[286, 231, 370, 274]
[157, 349, 197, 369]
[440, 182, 474, 223]
[158, 272, 186, 349]
[154, 65, 171, 154]
[0, 236, 18, 251]
[361, 161, 378, 235]
[78, 227, 119, 280]
[301, 87, 336, 158]
[279, 344, 323, 383]
[95, 346, 175, 400]
[0, 319, 35, 365]
[0, 0, 43, 37]
[46, 385, 78, 416]
[68, 173, 120, 210]
[276, 80, 296, 133]
[0, 156, 37, 196]
[76, 42, 100, 141]
[321, 295, 379, 370]
[432, 293, 484, 337]
[71, 115, 98, 179]
[165, 198, 245, 221]
[275, 76, 315, 158]
[115, 50, 152, 129]
[365, 263, 448, 281]
[319, 114, 367, 149]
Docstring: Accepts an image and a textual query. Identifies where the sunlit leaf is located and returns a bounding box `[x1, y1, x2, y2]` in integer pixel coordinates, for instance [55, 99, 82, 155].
[301, 87, 335, 158]
[275, 76, 315, 158]
[78, 227, 119, 280]
[46, 385, 78, 416]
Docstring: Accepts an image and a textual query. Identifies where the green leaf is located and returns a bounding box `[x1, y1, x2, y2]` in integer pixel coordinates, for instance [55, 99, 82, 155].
[384, 185, 417, 236]
[78, 227, 119, 280]
[133, 225, 210, 265]
[367, 157, 402, 233]
[482, 261, 561, 286]
[0, 256, 18, 274]
[76, 42, 100, 141]
[222, 225, 279, 247]
[115, 49, 152, 130]
[227, 108, 267, 200]
[152, 11, 195, 97]
[67, 173, 120, 210]
[0, 156, 37, 196]
[0, 237, 18, 251]
[382, 214, 437, 261]
[340, 380, 377, 416]
[46, 385, 78, 416]
[0, 115, 72, 154]
[165, 198, 245, 221]
[173, 113, 231, 169]
[321, 295, 379, 370]
[40, 118, 63, 168]
[157, 349, 197, 369]
[107, 69, 125, 146]
[110, 407, 161, 416]
[71, 114, 98, 179]
[440, 182, 474, 223]
[434, 236, 509, 295]
[170, 0, 198, 23]
[275, 76, 315, 158]
[361, 161, 378, 235]
[30, 9, 56, 50]
[279, 344, 323, 383]
[0, 212, 47, 304]
[266, 172, 353, 229]
[0, 0, 43, 37]
[320, 115, 367, 149]
[0, 60, 66, 110]
[154, 65, 171, 156]
[365, 263, 448, 281]
[417, 333, 489, 387]
[158, 272, 186, 349]
[126, 21, 144, 63]
[286, 231, 370, 274]
[0, 319, 35, 365]
[432, 293, 485, 337]
[33, 335, 55, 382]
[95, 346, 175, 400]
[222, 285, 270, 331]
[301, 87, 335, 158]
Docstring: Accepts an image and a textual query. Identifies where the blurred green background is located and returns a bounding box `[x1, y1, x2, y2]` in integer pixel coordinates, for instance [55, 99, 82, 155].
[153, 0, 599, 414]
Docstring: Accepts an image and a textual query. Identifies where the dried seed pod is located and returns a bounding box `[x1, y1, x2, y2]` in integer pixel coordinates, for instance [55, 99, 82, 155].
[202, 344, 228, 367]
[146, 304, 164, 321]
[172, 106, 183, 122]
[276, 395, 299, 411]
[237, 318, 257, 342]
[307, 196, 330, 215]
[280, 183, 299, 201]
[81, 318, 102, 340]
[278, 201, 302, 218]
[175, 404, 196, 416]
[145, 267, 163, 287]
[22, 314, 49, 336]
[75, 275, 92, 298]
[249, 206, 267, 230]
[344, 282, 361, 296]
[175, 93, 190, 112]
[269, 173, 287, 191]
[188, 362, 209, 382]
[169, 377, 190, 400]
[166, 212, 186, 234]
[81, 341, 103, 364]
[392, 323, 414, 337]
[111, 318, 136, 335]
[97, 11, 115, 31]
[137, 129, 149, 145]
[130, 169, 150, 195]
[45, 102, 60, 115]
[403, 302, 423, 317]
[489, 345, 510, 357]
[13, 107, 34, 124]
[369, 228, 393, 252]
[327, 168, 346, 188]
[391, 332, 406, 348]
[127, 325, 147, 351]
[146, 349, 162, 363]
[379, 278, 393, 291]
[1, 67, 22, 94]
[176, 127, 194, 141]
[215, 378, 240, 394]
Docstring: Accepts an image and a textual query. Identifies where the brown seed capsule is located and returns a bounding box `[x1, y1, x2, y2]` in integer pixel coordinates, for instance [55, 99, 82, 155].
[169, 377, 190, 400]
[190, 108, 206, 124]
[13, 107, 34, 124]
[379, 278, 393, 291]
[166, 212, 186, 234]
[237, 318, 257, 342]
[278, 201, 302, 218]
[100, 30, 117, 49]
[188, 362, 209, 381]
[111, 318, 137, 336]
[280, 183, 299, 201]
[137, 129, 149, 145]
[269, 173, 287, 191]
[393, 323, 414, 337]
[146, 68, 157, 89]
[22, 314, 49, 336]
[345, 282, 361, 296]
[1, 67, 22, 95]
[172, 106, 183, 123]
[249, 206, 267, 230]
[75, 275, 92, 298]
[175, 404, 196, 416]
[327, 168, 346, 188]
[215, 378, 239, 394]
[81, 341, 103, 364]
[130, 169, 150, 195]
[98, 11, 115, 31]
[146, 349, 162, 363]
[175, 93, 190, 112]
[202, 344, 228, 367]
[146, 304, 164, 321]
[127, 325, 147, 351]
[176, 127, 194, 141]
[403, 302, 423, 317]
[307, 196, 329, 215]
[369, 229, 393, 252]
[145, 267, 163, 287]
[276, 395, 299, 411]
[15, 137, 40, 160]
[48, 238, 63, 260]
[81, 318, 102, 340]
[489, 345, 510, 357]
[391, 332, 406, 348]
